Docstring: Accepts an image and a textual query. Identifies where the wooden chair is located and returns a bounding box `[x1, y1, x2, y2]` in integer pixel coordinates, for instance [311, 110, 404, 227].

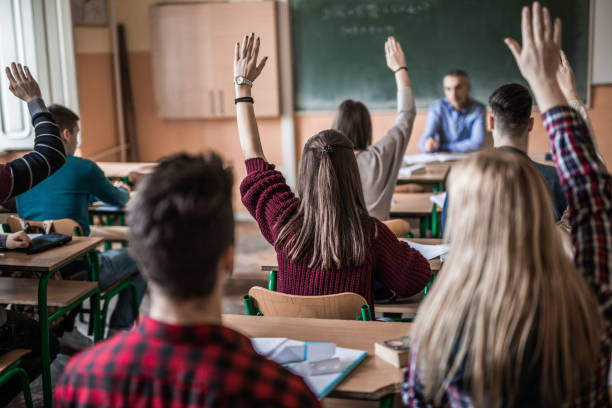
[0, 349, 33, 408]
[5, 217, 138, 338]
[244, 286, 371, 320]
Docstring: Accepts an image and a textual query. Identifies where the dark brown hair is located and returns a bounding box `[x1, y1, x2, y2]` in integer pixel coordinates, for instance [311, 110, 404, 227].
[489, 83, 533, 137]
[276, 129, 373, 270]
[128, 152, 234, 299]
[48, 104, 79, 133]
[331, 100, 372, 150]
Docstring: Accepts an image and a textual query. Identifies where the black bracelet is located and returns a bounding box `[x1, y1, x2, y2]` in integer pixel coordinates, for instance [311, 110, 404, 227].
[234, 97, 254, 104]
[394, 66, 408, 73]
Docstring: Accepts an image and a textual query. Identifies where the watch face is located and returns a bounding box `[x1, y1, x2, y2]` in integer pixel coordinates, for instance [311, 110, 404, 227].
[236, 76, 244, 85]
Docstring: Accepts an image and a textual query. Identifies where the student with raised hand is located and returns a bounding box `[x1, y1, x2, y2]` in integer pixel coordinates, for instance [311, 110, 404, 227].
[331, 36, 414, 220]
[236, 34, 431, 310]
[0, 62, 64, 406]
[403, 3, 611, 407]
[55, 153, 320, 408]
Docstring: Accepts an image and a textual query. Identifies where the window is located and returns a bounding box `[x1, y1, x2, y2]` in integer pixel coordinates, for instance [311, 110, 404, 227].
[0, 0, 78, 151]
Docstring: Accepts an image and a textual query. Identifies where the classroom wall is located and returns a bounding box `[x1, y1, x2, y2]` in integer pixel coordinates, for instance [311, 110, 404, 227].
[72, 0, 612, 210]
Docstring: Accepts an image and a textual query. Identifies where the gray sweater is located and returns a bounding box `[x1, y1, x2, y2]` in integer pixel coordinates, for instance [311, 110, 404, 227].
[356, 87, 416, 220]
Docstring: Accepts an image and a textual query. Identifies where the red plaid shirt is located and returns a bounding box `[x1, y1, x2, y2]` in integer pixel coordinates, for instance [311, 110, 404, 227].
[402, 106, 612, 407]
[54, 315, 321, 408]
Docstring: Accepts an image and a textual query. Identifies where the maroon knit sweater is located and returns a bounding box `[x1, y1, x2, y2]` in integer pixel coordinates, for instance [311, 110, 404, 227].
[241, 158, 432, 308]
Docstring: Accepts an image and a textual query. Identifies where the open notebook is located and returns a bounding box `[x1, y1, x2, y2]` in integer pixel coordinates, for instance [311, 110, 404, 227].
[251, 338, 367, 398]
[402, 240, 450, 260]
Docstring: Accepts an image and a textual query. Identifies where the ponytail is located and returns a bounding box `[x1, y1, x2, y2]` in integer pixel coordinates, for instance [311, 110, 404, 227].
[277, 130, 371, 270]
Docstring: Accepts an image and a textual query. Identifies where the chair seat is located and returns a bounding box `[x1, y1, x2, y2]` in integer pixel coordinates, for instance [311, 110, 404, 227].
[0, 349, 31, 373]
[0, 278, 98, 307]
[89, 226, 130, 242]
[101, 271, 137, 295]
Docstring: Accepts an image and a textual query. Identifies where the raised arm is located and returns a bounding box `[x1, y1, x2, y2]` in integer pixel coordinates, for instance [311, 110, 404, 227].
[234, 33, 268, 161]
[1, 63, 66, 201]
[556, 49, 605, 165]
[506, 2, 612, 332]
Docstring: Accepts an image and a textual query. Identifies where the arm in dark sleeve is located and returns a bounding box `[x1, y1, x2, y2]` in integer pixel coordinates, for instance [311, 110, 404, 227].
[374, 219, 431, 297]
[1, 99, 66, 201]
[87, 163, 129, 207]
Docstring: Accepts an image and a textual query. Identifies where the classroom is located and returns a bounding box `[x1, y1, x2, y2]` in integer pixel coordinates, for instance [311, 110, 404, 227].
[0, 0, 610, 407]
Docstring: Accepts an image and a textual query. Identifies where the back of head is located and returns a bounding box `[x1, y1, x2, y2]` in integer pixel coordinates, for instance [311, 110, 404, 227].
[489, 83, 533, 137]
[412, 150, 600, 407]
[331, 100, 372, 150]
[277, 129, 371, 270]
[128, 152, 234, 299]
[48, 104, 79, 133]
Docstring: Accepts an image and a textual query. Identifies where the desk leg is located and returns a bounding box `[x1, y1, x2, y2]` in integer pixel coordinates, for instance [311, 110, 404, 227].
[87, 251, 103, 342]
[37, 274, 52, 408]
[419, 217, 428, 238]
[431, 203, 439, 238]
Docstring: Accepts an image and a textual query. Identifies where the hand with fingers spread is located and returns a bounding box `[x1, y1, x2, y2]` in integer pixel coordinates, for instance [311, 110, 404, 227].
[385, 36, 407, 72]
[5, 63, 41, 102]
[234, 33, 268, 87]
[556, 50, 579, 101]
[5, 231, 31, 250]
[504, 2, 566, 112]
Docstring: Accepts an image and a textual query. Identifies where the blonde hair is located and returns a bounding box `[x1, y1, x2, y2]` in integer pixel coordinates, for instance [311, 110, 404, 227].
[412, 150, 601, 407]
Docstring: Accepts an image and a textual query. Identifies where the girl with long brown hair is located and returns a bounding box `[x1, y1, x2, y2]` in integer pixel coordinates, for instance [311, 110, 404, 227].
[403, 3, 612, 407]
[233, 34, 431, 308]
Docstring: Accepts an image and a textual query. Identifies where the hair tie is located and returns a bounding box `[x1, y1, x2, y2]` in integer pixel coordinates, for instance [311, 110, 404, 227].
[321, 145, 334, 154]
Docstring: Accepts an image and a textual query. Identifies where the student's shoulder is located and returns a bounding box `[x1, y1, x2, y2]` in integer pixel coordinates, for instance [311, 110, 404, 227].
[59, 329, 139, 382]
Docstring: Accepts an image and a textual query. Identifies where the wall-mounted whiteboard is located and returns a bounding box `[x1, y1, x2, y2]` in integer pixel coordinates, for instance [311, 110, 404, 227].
[593, 0, 612, 84]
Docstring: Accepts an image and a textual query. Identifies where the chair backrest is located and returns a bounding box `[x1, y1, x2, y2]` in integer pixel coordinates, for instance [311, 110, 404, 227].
[6, 215, 83, 236]
[248, 286, 368, 320]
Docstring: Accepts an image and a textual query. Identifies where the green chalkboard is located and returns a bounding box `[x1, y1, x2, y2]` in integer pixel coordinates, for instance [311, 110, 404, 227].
[291, 0, 590, 111]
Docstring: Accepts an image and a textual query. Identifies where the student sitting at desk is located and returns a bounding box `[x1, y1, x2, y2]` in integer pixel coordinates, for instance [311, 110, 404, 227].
[418, 69, 486, 153]
[15, 104, 146, 335]
[331, 36, 415, 220]
[441, 82, 567, 228]
[235, 34, 431, 309]
[54, 153, 321, 408]
[403, 4, 611, 407]
[0, 63, 63, 406]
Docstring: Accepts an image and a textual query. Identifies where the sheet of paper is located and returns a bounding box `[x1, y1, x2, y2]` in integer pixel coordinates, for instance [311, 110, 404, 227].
[398, 164, 425, 179]
[287, 346, 367, 398]
[402, 241, 450, 260]
[403, 152, 468, 165]
[429, 192, 447, 207]
[252, 338, 367, 399]
[250, 337, 288, 357]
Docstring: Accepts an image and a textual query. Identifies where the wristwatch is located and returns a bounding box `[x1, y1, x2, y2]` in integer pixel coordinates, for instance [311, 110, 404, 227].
[233, 75, 253, 87]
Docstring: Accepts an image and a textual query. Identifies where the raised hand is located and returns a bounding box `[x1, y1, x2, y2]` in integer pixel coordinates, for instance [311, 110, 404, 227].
[556, 50, 579, 101]
[504, 3, 566, 112]
[5, 231, 31, 250]
[5, 63, 41, 102]
[385, 36, 407, 72]
[234, 33, 268, 84]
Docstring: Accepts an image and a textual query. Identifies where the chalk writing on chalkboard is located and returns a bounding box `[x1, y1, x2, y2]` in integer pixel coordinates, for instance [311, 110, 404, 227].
[322, 1, 433, 21]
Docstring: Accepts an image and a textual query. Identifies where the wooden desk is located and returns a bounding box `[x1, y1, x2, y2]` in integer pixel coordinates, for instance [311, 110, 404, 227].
[97, 162, 157, 182]
[397, 162, 451, 186]
[390, 193, 442, 237]
[0, 236, 103, 408]
[222, 314, 409, 401]
[390, 193, 440, 217]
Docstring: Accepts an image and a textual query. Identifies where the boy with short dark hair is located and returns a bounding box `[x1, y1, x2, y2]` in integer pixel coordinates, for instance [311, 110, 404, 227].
[54, 153, 320, 408]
